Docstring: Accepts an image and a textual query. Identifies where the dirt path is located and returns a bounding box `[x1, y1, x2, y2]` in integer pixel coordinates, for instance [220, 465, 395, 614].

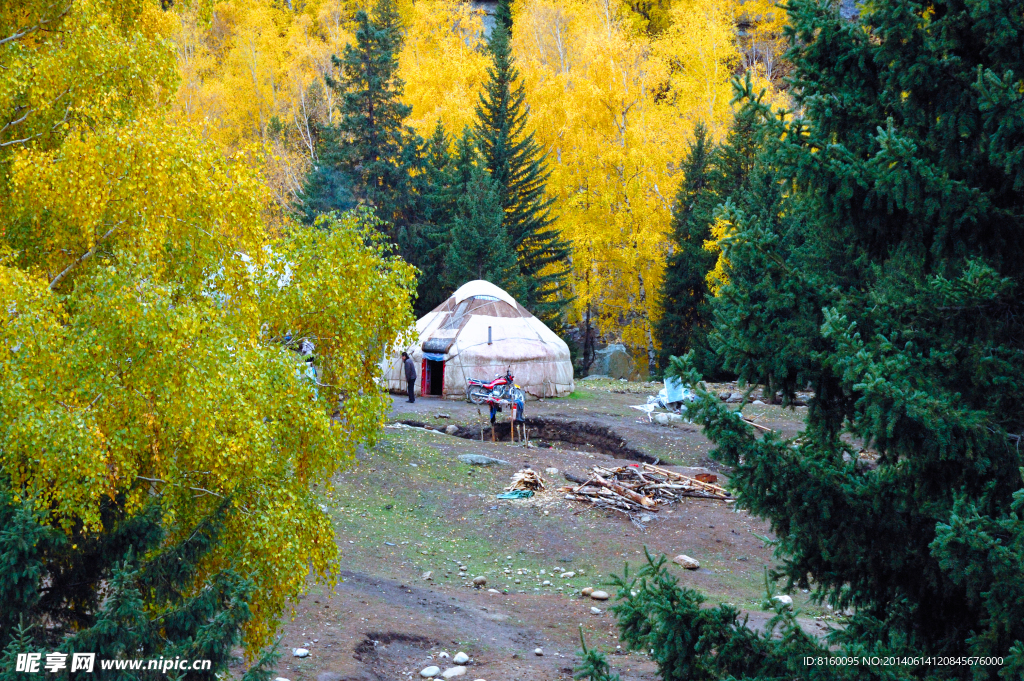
[252, 383, 835, 681]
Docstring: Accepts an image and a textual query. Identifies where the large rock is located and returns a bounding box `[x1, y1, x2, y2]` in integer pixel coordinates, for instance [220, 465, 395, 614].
[445, 425, 459, 435]
[589, 590, 610, 600]
[441, 667, 467, 679]
[772, 595, 794, 609]
[591, 344, 635, 380]
[453, 652, 469, 665]
[458, 454, 510, 466]
[292, 648, 309, 658]
[672, 554, 700, 570]
[420, 667, 441, 678]
[472, 576, 487, 586]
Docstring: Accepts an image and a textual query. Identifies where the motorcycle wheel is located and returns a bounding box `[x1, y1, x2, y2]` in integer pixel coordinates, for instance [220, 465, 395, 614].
[467, 386, 489, 404]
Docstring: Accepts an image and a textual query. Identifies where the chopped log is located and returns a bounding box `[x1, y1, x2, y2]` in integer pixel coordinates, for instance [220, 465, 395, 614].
[591, 473, 657, 508]
[562, 471, 590, 485]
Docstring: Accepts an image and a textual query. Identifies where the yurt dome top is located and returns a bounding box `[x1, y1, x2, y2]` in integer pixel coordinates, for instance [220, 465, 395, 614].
[451, 280, 518, 308]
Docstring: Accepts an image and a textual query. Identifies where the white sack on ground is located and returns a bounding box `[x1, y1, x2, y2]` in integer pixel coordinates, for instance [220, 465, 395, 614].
[382, 280, 574, 399]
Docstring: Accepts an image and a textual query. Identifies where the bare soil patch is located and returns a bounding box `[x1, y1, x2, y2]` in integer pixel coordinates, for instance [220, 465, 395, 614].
[248, 381, 835, 681]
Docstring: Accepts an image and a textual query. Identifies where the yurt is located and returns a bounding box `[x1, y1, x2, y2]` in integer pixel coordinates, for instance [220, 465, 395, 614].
[384, 280, 574, 399]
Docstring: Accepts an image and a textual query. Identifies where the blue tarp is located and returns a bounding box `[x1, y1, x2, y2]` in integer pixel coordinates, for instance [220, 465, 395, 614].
[422, 352, 446, 362]
[664, 375, 687, 403]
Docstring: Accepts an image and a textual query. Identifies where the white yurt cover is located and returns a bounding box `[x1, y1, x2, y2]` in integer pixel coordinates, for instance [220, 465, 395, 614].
[383, 280, 574, 399]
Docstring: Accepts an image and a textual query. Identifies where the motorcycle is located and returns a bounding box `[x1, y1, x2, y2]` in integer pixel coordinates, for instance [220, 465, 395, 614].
[466, 366, 523, 404]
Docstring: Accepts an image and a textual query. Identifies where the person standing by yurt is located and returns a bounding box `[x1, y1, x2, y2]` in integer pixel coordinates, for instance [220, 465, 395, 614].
[402, 351, 417, 403]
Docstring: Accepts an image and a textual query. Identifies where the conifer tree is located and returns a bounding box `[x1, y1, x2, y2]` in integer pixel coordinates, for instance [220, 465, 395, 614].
[441, 136, 525, 300]
[474, 22, 569, 318]
[655, 124, 719, 376]
[494, 0, 512, 32]
[582, 0, 1024, 677]
[0, 484, 278, 680]
[302, 0, 420, 234]
[404, 121, 458, 315]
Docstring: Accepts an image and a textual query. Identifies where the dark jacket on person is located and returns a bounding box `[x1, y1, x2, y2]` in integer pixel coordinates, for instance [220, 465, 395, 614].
[404, 358, 417, 382]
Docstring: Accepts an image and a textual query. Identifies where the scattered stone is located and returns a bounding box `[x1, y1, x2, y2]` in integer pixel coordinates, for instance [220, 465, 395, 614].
[458, 454, 510, 466]
[276, 678, 290, 681]
[581, 587, 594, 597]
[420, 666, 441, 678]
[514, 579, 521, 584]
[752, 400, 765, 406]
[672, 554, 700, 570]
[438, 652, 450, 660]
[453, 652, 469, 665]
[534, 648, 544, 656]
[542, 580, 551, 586]
[441, 667, 467, 679]
[487, 588, 500, 594]
[445, 425, 459, 435]
[590, 607, 602, 614]
[459, 566, 468, 571]
[316, 674, 345, 681]
[472, 576, 487, 586]
[437, 413, 451, 419]
[545, 467, 559, 475]
[727, 392, 743, 403]
[639, 515, 653, 523]
[561, 572, 575, 578]
[422, 571, 433, 580]
[773, 595, 794, 609]
[590, 590, 610, 600]
[292, 648, 309, 658]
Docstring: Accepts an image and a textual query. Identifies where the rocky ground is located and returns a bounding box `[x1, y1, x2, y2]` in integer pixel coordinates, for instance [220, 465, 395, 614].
[242, 380, 841, 681]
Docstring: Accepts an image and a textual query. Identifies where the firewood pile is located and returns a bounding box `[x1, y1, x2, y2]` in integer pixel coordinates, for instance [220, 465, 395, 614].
[559, 464, 731, 521]
[506, 468, 546, 492]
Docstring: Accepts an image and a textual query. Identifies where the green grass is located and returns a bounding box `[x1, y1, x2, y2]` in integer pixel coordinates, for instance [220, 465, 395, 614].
[567, 389, 594, 400]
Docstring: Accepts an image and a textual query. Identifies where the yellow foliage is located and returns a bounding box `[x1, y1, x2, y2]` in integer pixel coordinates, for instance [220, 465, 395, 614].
[512, 0, 740, 368]
[703, 215, 734, 296]
[400, 0, 491, 135]
[1, 0, 418, 653]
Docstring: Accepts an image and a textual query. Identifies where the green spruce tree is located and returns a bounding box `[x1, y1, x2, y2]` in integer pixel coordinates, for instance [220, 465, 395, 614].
[404, 121, 459, 315]
[654, 123, 720, 377]
[0, 483, 277, 680]
[302, 0, 420, 235]
[441, 136, 525, 300]
[474, 22, 569, 318]
[582, 0, 1024, 677]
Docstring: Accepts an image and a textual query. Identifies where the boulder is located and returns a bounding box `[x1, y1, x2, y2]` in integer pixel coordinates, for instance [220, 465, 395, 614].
[472, 576, 487, 586]
[420, 666, 441, 678]
[592, 344, 635, 380]
[534, 648, 544, 656]
[672, 554, 700, 570]
[458, 455, 510, 466]
[445, 425, 459, 435]
[589, 590, 610, 600]
[772, 595, 794, 609]
[453, 652, 469, 665]
[441, 667, 467, 679]
[292, 648, 309, 658]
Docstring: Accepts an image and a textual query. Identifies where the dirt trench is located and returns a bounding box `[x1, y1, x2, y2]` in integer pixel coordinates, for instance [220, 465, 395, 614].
[399, 416, 665, 464]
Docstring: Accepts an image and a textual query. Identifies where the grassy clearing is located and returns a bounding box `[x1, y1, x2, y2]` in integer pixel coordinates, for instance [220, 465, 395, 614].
[316, 428, 786, 612]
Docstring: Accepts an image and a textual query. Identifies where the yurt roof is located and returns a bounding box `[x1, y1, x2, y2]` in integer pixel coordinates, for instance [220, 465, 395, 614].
[428, 281, 533, 320]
